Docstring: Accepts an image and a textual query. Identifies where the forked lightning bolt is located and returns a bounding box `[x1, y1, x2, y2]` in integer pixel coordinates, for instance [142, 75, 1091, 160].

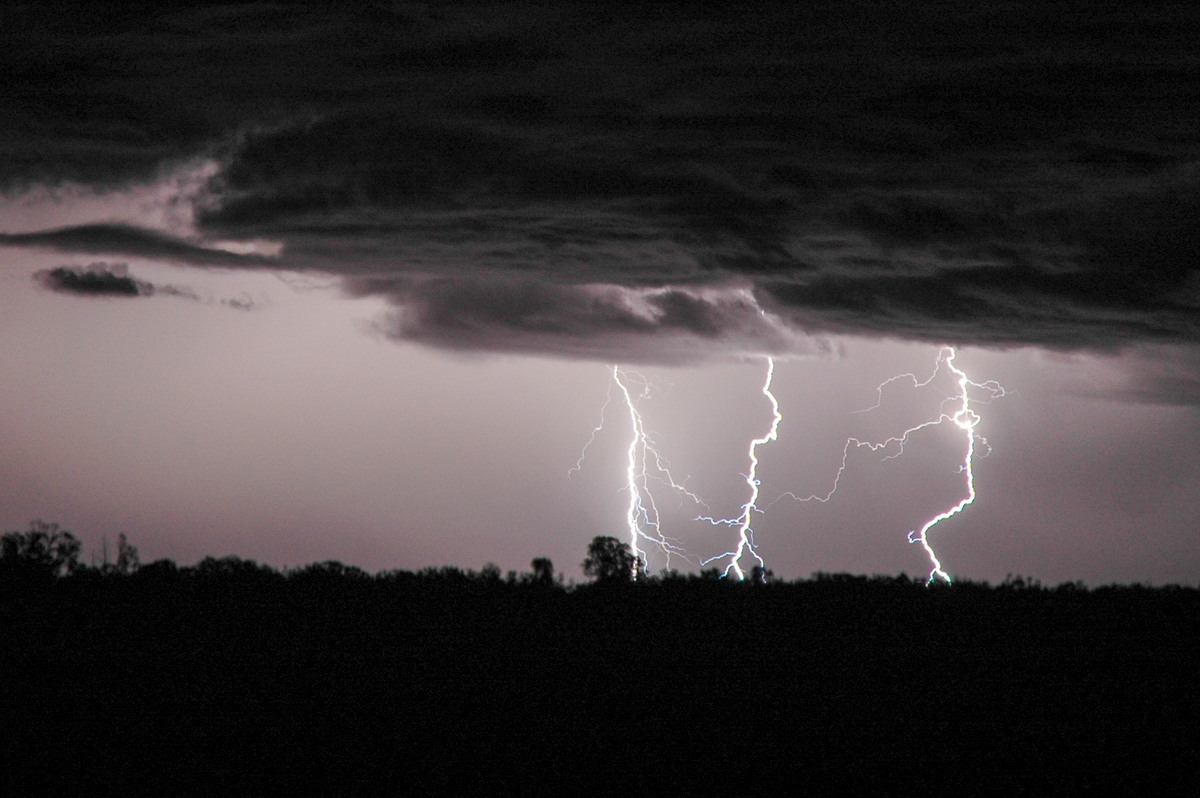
[572, 366, 704, 577]
[906, 349, 1005, 584]
[778, 346, 1006, 584]
[699, 357, 782, 581]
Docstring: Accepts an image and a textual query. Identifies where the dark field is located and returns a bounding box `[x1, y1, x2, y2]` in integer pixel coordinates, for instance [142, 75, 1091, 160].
[3, 563, 1197, 794]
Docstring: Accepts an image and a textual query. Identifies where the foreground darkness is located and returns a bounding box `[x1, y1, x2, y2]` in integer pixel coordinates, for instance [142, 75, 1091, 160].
[3, 562, 1197, 794]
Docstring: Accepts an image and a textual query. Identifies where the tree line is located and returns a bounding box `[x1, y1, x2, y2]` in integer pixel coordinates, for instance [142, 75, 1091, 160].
[0, 519, 623, 586]
[4, 518, 1192, 595]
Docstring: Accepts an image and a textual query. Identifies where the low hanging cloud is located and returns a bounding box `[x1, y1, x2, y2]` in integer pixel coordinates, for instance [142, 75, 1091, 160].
[3, 2, 1199, 364]
[37, 264, 152, 297]
[35, 262, 257, 312]
[359, 277, 823, 363]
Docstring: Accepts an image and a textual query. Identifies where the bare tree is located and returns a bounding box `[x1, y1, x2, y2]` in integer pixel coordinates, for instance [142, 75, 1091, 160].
[115, 533, 140, 575]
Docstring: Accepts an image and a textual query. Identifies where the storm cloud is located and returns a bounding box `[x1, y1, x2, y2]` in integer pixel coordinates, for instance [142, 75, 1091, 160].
[4, 1, 1198, 361]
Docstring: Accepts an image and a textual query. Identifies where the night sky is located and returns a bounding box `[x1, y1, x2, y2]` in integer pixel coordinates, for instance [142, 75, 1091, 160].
[3, 2, 1198, 584]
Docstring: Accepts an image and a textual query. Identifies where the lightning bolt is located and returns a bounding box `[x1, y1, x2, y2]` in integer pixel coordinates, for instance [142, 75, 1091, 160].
[699, 357, 782, 581]
[906, 348, 1006, 584]
[574, 366, 706, 577]
[777, 346, 1006, 584]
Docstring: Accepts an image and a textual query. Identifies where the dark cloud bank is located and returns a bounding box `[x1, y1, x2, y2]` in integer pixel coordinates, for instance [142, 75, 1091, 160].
[4, 2, 1199, 364]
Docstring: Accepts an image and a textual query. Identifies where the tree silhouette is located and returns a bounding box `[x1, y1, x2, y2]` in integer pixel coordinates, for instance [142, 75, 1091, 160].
[749, 564, 772, 584]
[0, 519, 82, 577]
[531, 557, 555, 585]
[582, 536, 636, 582]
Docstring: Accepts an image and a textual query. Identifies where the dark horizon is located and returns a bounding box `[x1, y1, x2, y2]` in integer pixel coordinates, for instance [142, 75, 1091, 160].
[4, 536, 1197, 793]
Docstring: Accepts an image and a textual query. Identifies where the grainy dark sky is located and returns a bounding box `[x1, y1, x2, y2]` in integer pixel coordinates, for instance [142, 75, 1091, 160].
[2, 2, 1198, 584]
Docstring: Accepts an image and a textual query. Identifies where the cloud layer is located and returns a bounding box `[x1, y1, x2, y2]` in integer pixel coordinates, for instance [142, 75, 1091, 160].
[4, 2, 1199, 361]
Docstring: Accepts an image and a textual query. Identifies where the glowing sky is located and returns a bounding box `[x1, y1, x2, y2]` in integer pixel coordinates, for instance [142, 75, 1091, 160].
[3, 2, 1199, 584]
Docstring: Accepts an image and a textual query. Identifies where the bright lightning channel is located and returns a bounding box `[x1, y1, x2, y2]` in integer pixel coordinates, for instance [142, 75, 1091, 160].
[699, 357, 782, 581]
[573, 367, 705, 577]
[777, 346, 1006, 585]
[906, 348, 1004, 584]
